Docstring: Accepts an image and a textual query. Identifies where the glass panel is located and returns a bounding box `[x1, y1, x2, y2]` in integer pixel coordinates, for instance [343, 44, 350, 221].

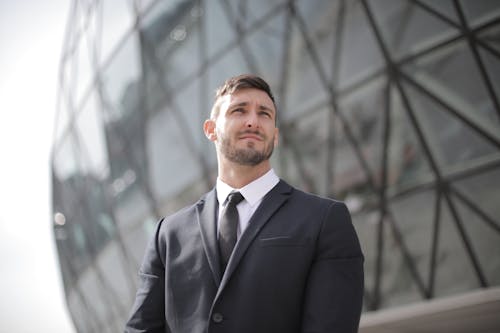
[370, 0, 459, 58]
[379, 215, 422, 308]
[100, 33, 141, 123]
[460, 0, 500, 27]
[295, 0, 343, 84]
[206, 47, 250, 101]
[72, 220, 91, 270]
[405, 81, 498, 169]
[478, 24, 500, 54]
[54, 227, 72, 288]
[53, 133, 79, 181]
[100, 32, 150, 220]
[284, 17, 329, 121]
[52, 176, 88, 273]
[454, 194, 500, 286]
[54, 171, 117, 276]
[433, 201, 482, 297]
[84, 179, 116, 253]
[99, 0, 135, 65]
[351, 209, 379, 309]
[53, 127, 118, 262]
[122, 217, 156, 272]
[387, 84, 434, 191]
[174, 76, 207, 153]
[147, 104, 203, 202]
[68, 289, 96, 333]
[182, 74, 218, 172]
[114, 183, 152, 230]
[402, 40, 500, 138]
[137, 34, 165, 116]
[418, 0, 459, 23]
[223, 0, 286, 30]
[204, 0, 237, 58]
[141, 0, 202, 85]
[389, 190, 437, 292]
[479, 47, 500, 122]
[280, 108, 329, 195]
[75, 91, 110, 179]
[141, 0, 191, 31]
[135, 0, 156, 14]
[337, 1, 385, 90]
[54, 94, 72, 143]
[453, 167, 500, 228]
[243, 11, 287, 89]
[338, 77, 386, 187]
[61, 183, 105, 266]
[331, 122, 370, 200]
[96, 241, 134, 314]
[54, 218, 79, 291]
[162, 12, 201, 83]
[74, 27, 94, 104]
[78, 268, 115, 331]
[275, 139, 307, 192]
[104, 123, 146, 197]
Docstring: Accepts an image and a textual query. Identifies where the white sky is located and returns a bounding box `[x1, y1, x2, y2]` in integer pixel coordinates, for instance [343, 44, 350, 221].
[0, 1, 75, 332]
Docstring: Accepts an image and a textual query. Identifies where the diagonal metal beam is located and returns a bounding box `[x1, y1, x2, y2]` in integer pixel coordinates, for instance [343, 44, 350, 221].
[427, 188, 442, 298]
[442, 184, 488, 287]
[450, 185, 500, 234]
[400, 71, 500, 150]
[411, 0, 500, 60]
[289, 0, 379, 193]
[453, 0, 500, 121]
[361, 0, 441, 300]
[327, 0, 346, 196]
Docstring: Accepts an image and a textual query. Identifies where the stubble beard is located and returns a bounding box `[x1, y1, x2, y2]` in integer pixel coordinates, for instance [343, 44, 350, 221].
[218, 132, 274, 166]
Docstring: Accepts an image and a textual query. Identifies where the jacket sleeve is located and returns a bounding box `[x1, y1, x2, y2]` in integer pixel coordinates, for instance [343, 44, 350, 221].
[124, 218, 170, 333]
[301, 201, 364, 333]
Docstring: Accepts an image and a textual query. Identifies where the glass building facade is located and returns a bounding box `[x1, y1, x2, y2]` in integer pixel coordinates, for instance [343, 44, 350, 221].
[51, 0, 500, 332]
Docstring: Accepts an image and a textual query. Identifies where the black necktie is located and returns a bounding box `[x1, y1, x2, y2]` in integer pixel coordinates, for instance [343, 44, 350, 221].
[218, 191, 244, 271]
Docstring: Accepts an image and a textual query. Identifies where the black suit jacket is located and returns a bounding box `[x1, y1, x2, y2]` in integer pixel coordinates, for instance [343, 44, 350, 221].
[125, 180, 364, 333]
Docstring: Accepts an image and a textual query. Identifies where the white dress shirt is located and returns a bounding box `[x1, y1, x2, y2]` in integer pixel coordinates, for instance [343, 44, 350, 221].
[216, 168, 280, 239]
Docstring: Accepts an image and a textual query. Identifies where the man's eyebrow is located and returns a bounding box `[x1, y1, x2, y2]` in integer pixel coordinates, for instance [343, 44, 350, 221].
[258, 104, 275, 113]
[228, 102, 275, 113]
[228, 102, 249, 109]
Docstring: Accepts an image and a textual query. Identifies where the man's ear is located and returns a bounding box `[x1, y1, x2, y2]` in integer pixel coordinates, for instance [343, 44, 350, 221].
[203, 119, 217, 141]
[273, 127, 279, 147]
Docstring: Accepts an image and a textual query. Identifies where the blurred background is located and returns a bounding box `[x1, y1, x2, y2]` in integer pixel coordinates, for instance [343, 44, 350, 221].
[5, 0, 500, 332]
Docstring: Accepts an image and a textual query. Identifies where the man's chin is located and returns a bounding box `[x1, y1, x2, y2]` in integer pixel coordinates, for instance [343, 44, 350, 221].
[236, 140, 259, 149]
[228, 149, 268, 166]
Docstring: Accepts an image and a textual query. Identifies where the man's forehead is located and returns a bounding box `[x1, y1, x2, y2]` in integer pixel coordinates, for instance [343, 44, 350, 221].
[221, 89, 275, 110]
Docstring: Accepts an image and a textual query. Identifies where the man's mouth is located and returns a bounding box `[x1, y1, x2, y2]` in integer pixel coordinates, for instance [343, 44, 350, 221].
[239, 132, 264, 141]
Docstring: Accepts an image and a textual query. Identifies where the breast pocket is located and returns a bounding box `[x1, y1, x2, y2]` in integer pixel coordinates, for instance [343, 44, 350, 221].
[258, 236, 310, 247]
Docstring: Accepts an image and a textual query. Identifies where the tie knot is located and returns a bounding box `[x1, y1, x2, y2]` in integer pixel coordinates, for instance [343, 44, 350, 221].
[227, 191, 244, 206]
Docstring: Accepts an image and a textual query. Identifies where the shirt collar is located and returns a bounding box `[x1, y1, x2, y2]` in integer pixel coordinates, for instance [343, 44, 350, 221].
[216, 168, 279, 207]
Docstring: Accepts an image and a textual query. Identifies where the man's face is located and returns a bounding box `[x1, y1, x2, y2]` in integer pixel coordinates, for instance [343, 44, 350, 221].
[206, 88, 279, 166]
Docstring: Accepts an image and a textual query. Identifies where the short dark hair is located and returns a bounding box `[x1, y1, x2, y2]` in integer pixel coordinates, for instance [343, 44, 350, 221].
[210, 74, 276, 119]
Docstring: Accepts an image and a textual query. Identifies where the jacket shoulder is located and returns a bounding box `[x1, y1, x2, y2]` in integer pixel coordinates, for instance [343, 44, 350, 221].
[284, 180, 342, 208]
[158, 190, 213, 228]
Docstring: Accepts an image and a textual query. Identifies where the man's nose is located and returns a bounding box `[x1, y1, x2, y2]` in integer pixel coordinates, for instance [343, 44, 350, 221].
[245, 110, 259, 128]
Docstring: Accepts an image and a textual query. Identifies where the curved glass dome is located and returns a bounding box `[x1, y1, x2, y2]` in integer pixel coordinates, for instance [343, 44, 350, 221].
[52, 0, 500, 331]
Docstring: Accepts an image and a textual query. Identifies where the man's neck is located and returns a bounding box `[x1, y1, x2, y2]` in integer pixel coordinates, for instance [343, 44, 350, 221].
[218, 160, 272, 189]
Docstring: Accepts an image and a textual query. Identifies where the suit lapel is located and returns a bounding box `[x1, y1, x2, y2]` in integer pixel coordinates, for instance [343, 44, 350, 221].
[218, 180, 292, 291]
[196, 189, 223, 286]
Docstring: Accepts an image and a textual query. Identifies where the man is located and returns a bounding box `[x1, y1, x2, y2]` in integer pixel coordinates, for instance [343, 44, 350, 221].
[125, 74, 364, 333]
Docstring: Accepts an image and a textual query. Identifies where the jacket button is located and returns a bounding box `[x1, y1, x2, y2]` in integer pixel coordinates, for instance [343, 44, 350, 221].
[212, 312, 224, 323]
